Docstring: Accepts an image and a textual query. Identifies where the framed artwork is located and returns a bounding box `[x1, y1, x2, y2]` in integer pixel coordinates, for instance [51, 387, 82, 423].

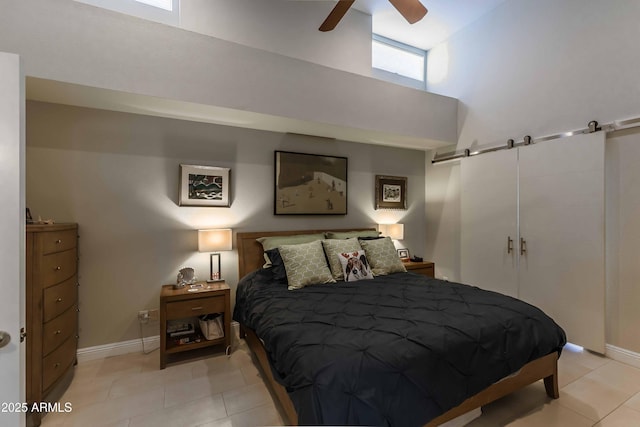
[397, 248, 410, 261]
[375, 175, 407, 210]
[274, 151, 348, 215]
[179, 164, 231, 207]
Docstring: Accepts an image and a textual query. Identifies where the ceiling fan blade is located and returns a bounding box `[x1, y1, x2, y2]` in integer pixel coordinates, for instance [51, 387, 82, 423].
[319, 0, 355, 32]
[388, 0, 428, 24]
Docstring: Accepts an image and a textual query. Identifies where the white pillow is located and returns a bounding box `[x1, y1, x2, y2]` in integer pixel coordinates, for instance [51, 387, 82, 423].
[338, 250, 374, 282]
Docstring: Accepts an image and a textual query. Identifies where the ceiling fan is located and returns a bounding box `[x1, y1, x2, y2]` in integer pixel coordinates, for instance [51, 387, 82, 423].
[319, 0, 428, 32]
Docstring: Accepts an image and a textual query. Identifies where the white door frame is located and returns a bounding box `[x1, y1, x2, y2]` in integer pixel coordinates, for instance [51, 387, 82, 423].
[0, 52, 26, 427]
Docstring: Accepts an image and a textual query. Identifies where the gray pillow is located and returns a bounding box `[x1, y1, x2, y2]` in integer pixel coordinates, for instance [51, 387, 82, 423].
[359, 237, 407, 276]
[279, 240, 336, 290]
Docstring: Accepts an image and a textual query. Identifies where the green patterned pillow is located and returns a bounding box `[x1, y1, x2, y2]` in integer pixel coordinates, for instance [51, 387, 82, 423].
[279, 240, 336, 290]
[359, 237, 407, 276]
[257, 233, 325, 266]
[325, 230, 380, 239]
[321, 238, 363, 281]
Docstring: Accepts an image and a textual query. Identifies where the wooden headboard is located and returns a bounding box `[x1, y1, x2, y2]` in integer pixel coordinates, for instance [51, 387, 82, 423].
[237, 228, 377, 279]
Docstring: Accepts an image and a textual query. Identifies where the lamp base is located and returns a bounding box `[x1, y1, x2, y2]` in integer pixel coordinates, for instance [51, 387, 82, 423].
[206, 278, 225, 283]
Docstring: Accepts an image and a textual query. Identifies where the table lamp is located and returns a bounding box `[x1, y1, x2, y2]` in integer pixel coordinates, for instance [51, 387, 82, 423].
[378, 223, 404, 240]
[198, 228, 232, 282]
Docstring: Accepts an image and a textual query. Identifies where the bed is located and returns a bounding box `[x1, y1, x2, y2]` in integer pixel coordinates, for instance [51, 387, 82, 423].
[233, 229, 566, 426]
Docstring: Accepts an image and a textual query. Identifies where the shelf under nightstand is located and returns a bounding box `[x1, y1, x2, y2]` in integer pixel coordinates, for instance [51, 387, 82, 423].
[159, 282, 231, 369]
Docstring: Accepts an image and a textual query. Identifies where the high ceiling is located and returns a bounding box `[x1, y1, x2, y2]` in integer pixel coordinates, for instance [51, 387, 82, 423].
[351, 0, 508, 50]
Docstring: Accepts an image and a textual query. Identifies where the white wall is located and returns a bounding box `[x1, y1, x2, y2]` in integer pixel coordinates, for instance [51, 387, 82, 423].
[0, 0, 457, 147]
[26, 101, 428, 348]
[180, 0, 373, 77]
[424, 0, 640, 353]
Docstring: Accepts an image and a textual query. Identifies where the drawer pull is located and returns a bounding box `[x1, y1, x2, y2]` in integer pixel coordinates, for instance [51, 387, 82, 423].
[56, 297, 63, 303]
[54, 330, 62, 335]
[55, 239, 62, 244]
[55, 266, 62, 271]
[191, 306, 204, 311]
[54, 363, 60, 369]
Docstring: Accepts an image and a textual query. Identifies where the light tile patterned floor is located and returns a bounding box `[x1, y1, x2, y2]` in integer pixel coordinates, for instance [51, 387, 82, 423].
[41, 341, 640, 426]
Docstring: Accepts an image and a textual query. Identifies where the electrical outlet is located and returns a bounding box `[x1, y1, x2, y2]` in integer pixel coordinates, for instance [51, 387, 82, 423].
[138, 310, 149, 322]
[148, 309, 159, 321]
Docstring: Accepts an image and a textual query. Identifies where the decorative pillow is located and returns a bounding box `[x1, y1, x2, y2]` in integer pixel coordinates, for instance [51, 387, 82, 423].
[257, 233, 325, 266]
[359, 237, 407, 276]
[278, 240, 336, 290]
[338, 250, 374, 282]
[321, 238, 363, 280]
[264, 248, 287, 284]
[325, 230, 380, 240]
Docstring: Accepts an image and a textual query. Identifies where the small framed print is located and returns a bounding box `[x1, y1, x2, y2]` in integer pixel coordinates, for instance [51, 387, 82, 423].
[375, 175, 407, 210]
[179, 164, 231, 207]
[397, 248, 410, 261]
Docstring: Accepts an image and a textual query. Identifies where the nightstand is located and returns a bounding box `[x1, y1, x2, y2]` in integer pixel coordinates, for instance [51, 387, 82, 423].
[160, 281, 231, 369]
[404, 261, 435, 278]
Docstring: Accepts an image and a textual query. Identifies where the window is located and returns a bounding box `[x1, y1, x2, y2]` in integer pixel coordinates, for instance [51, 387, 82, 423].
[372, 34, 426, 90]
[75, 0, 179, 26]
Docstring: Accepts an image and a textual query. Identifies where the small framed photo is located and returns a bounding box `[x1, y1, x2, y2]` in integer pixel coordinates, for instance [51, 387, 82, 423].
[397, 248, 410, 261]
[375, 175, 407, 210]
[179, 164, 231, 207]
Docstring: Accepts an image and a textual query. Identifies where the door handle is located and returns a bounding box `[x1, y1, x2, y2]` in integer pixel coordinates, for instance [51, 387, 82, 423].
[520, 237, 527, 256]
[0, 331, 11, 349]
[507, 236, 514, 254]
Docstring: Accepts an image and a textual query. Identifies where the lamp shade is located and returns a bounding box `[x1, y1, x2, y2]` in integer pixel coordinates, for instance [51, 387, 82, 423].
[378, 223, 404, 240]
[198, 229, 232, 252]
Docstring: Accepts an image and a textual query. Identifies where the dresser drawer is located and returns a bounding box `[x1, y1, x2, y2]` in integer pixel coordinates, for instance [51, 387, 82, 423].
[41, 249, 77, 288]
[42, 229, 77, 255]
[166, 295, 225, 319]
[42, 305, 77, 356]
[43, 276, 77, 322]
[42, 335, 76, 391]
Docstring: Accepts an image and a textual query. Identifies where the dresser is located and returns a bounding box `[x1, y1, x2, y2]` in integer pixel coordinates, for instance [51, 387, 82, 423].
[26, 224, 79, 426]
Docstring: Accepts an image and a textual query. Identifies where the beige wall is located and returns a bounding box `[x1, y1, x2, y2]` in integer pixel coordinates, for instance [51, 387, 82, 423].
[26, 101, 428, 348]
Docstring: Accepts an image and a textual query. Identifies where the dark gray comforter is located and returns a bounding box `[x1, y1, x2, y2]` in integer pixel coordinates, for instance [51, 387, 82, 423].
[233, 269, 566, 426]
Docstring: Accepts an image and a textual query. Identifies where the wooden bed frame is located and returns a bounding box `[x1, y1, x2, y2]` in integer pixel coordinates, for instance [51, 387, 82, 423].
[236, 229, 560, 426]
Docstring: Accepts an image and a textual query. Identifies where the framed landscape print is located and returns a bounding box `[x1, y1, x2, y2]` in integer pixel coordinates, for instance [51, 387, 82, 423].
[274, 151, 348, 215]
[179, 164, 231, 207]
[375, 175, 407, 210]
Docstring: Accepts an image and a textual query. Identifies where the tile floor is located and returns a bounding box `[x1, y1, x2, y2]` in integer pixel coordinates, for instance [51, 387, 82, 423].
[41, 341, 640, 426]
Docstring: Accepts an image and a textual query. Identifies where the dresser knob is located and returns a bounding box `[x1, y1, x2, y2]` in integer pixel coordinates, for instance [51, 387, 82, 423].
[55, 239, 62, 244]
[54, 363, 60, 369]
[55, 266, 61, 271]
[54, 330, 62, 335]
[56, 297, 63, 303]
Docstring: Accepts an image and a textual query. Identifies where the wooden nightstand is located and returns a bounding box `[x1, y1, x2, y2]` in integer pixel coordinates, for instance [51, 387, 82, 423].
[404, 261, 435, 278]
[160, 281, 231, 369]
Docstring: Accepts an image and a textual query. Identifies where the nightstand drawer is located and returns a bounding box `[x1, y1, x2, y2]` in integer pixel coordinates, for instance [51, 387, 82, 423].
[411, 266, 434, 277]
[41, 249, 77, 288]
[166, 295, 225, 319]
[42, 305, 77, 356]
[42, 229, 77, 255]
[43, 276, 77, 322]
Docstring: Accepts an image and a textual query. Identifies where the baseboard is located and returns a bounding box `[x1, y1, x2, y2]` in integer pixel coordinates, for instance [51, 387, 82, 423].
[76, 335, 160, 363]
[76, 321, 240, 363]
[605, 344, 640, 369]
